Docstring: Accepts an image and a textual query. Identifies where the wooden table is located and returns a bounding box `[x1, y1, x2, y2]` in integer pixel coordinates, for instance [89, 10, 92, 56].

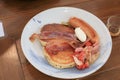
[0, 0, 120, 80]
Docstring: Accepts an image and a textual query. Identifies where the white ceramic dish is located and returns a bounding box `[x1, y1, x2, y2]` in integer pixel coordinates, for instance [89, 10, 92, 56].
[21, 7, 112, 79]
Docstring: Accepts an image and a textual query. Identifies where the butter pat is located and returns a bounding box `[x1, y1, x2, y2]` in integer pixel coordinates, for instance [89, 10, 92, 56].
[75, 27, 86, 42]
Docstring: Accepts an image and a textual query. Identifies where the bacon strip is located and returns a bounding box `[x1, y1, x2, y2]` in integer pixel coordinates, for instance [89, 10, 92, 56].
[45, 39, 74, 55]
[30, 23, 83, 48]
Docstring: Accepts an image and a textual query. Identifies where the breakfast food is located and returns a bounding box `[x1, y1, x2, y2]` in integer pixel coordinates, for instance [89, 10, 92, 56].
[69, 17, 100, 69]
[29, 17, 100, 69]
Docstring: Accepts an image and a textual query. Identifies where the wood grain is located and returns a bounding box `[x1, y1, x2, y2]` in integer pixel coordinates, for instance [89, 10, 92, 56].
[77, 66, 120, 80]
[0, 38, 24, 80]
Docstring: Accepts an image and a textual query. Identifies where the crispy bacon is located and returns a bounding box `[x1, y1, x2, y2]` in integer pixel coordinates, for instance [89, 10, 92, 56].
[45, 39, 74, 55]
[39, 24, 83, 48]
[39, 31, 76, 41]
[41, 23, 74, 33]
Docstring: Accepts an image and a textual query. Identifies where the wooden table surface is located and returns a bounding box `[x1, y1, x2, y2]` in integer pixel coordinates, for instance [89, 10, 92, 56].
[0, 0, 120, 80]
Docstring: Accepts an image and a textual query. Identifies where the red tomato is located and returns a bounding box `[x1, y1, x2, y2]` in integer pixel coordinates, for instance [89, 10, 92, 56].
[78, 51, 85, 62]
[85, 41, 92, 46]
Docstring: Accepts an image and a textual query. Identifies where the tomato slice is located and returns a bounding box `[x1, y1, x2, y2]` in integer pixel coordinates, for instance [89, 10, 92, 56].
[85, 41, 92, 46]
[76, 61, 89, 70]
[78, 51, 85, 62]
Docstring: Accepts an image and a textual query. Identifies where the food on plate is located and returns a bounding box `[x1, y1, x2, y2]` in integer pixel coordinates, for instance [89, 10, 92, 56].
[75, 27, 87, 42]
[29, 17, 100, 69]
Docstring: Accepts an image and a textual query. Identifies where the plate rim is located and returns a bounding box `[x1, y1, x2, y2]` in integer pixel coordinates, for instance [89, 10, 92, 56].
[21, 7, 112, 79]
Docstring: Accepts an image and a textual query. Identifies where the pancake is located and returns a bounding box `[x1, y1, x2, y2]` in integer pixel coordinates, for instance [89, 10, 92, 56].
[40, 39, 75, 68]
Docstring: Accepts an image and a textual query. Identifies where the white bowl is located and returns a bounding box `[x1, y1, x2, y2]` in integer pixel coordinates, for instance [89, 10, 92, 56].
[21, 7, 112, 79]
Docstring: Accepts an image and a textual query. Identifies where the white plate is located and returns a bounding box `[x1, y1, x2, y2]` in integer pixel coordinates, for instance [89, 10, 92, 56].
[21, 7, 112, 79]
